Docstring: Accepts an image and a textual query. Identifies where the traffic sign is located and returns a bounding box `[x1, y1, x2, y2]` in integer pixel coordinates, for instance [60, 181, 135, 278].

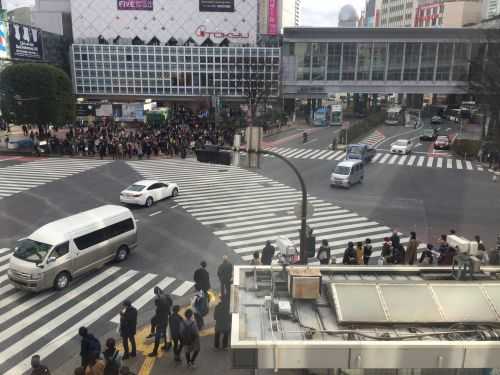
[294, 201, 314, 220]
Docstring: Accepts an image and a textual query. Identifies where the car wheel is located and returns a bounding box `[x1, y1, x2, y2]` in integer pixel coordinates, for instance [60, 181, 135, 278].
[359, 176, 364, 184]
[115, 245, 129, 262]
[171, 188, 179, 197]
[145, 197, 153, 207]
[54, 271, 71, 291]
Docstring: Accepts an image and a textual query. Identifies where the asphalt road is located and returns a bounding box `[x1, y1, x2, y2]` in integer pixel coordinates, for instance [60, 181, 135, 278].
[0, 119, 498, 373]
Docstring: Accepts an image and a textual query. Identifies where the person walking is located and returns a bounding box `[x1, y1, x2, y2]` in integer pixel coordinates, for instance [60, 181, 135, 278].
[317, 239, 331, 265]
[391, 231, 401, 250]
[119, 300, 137, 360]
[84, 352, 105, 375]
[406, 231, 420, 265]
[30, 355, 51, 375]
[148, 287, 173, 357]
[102, 338, 121, 375]
[419, 244, 435, 265]
[363, 238, 373, 265]
[193, 261, 211, 295]
[261, 240, 275, 265]
[79, 327, 101, 368]
[181, 309, 200, 368]
[214, 297, 231, 350]
[355, 242, 364, 265]
[191, 289, 209, 330]
[217, 255, 233, 298]
[342, 242, 356, 265]
[169, 305, 184, 363]
[250, 251, 261, 265]
[381, 237, 393, 264]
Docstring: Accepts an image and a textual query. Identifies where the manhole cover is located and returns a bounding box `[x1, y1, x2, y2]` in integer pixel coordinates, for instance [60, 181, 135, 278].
[209, 223, 226, 231]
[217, 169, 228, 173]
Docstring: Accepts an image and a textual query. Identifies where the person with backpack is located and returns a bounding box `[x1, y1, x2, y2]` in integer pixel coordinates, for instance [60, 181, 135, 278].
[192, 289, 209, 330]
[342, 242, 356, 265]
[363, 238, 373, 265]
[79, 327, 101, 368]
[30, 355, 51, 375]
[317, 239, 331, 265]
[102, 338, 121, 375]
[148, 287, 173, 357]
[214, 297, 231, 350]
[181, 309, 200, 368]
[119, 300, 137, 360]
[169, 305, 184, 363]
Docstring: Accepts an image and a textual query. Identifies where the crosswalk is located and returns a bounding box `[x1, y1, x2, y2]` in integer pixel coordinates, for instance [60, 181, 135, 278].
[359, 130, 386, 146]
[245, 147, 347, 161]
[371, 152, 482, 171]
[0, 247, 194, 374]
[0, 158, 111, 200]
[128, 159, 418, 264]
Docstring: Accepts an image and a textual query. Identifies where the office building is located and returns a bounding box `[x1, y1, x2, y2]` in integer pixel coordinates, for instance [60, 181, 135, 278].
[258, 0, 300, 35]
[377, 0, 417, 27]
[414, 0, 481, 27]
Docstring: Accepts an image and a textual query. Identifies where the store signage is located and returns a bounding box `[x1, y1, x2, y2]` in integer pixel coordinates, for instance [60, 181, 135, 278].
[199, 0, 234, 12]
[117, 0, 153, 11]
[8, 22, 43, 60]
[0, 20, 8, 59]
[268, 0, 278, 35]
[195, 25, 249, 39]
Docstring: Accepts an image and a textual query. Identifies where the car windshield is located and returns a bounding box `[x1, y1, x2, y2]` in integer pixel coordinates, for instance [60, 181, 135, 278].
[348, 146, 362, 154]
[394, 140, 408, 146]
[424, 129, 434, 135]
[334, 166, 351, 175]
[14, 239, 52, 264]
[126, 184, 146, 192]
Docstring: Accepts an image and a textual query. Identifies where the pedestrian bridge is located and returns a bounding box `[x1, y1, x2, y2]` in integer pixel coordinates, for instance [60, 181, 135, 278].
[281, 27, 494, 96]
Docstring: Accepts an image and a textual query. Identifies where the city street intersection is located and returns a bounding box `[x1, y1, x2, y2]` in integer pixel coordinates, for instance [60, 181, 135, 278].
[0, 124, 498, 374]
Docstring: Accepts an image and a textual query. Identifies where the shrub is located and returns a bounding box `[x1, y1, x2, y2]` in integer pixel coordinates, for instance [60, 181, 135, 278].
[337, 112, 385, 144]
[452, 139, 481, 159]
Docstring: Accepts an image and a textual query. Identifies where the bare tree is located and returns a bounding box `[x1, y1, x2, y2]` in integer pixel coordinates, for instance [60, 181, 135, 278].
[241, 57, 273, 128]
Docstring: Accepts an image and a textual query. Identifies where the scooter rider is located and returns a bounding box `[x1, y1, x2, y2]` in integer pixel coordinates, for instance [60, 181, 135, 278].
[302, 131, 308, 143]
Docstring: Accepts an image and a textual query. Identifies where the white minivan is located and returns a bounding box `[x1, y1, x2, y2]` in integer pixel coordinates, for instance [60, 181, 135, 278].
[8, 205, 137, 292]
[330, 160, 364, 188]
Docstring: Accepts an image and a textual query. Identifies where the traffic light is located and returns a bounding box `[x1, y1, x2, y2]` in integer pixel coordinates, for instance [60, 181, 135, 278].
[195, 145, 232, 166]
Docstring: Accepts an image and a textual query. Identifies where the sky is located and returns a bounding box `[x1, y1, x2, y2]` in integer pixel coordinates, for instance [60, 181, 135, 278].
[300, 0, 366, 27]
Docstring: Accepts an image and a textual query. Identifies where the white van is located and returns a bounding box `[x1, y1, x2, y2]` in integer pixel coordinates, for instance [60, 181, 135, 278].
[330, 160, 364, 188]
[8, 205, 137, 292]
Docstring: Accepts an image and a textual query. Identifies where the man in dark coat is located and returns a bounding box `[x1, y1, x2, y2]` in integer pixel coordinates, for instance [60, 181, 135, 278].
[261, 240, 275, 265]
[30, 355, 51, 375]
[149, 287, 173, 357]
[193, 261, 211, 295]
[214, 297, 231, 350]
[169, 305, 184, 362]
[119, 300, 137, 359]
[78, 326, 101, 367]
[217, 256, 233, 298]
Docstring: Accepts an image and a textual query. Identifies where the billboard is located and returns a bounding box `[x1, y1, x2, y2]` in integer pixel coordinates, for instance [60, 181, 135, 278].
[117, 0, 153, 11]
[199, 0, 234, 12]
[8, 22, 42, 60]
[267, 0, 278, 35]
[0, 20, 8, 59]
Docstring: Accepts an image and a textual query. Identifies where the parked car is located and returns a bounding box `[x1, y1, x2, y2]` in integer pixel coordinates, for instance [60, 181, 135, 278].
[431, 116, 443, 124]
[120, 180, 179, 207]
[420, 128, 438, 142]
[390, 139, 414, 155]
[434, 136, 450, 150]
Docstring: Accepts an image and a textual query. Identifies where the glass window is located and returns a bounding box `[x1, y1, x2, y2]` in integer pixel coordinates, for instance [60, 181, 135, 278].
[403, 43, 420, 81]
[357, 43, 372, 80]
[387, 43, 404, 80]
[372, 43, 386, 81]
[436, 43, 453, 80]
[14, 239, 52, 264]
[342, 43, 357, 80]
[452, 43, 470, 81]
[294, 43, 312, 81]
[50, 242, 69, 259]
[420, 43, 436, 81]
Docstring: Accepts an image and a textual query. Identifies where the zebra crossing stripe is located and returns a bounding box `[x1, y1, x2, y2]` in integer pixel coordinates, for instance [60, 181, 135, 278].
[326, 151, 341, 161]
[447, 159, 453, 169]
[171, 281, 195, 297]
[0, 291, 25, 309]
[318, 150, 334, 160]
[398, 155, 407, 165]
[437, 158, 443, 168]
[4, 273, 157, 375]
[407, 155, 416, 166]
[334, 152, 346, 161]
[456, 160, 463, 170]
[372, 153, 382, 162]
[465, 160, 473, 170]
[293, 149, 313, 158]
[417, 156, 425, 167]
[426, 157, 434, 168]
[110, 275, 175, 324]
[308, 150, 325, 159]
[0, 283, 15, 297]
[388, 155, 398, 165]
[379, 154, 390, 164]
[283, 149, 305, 158]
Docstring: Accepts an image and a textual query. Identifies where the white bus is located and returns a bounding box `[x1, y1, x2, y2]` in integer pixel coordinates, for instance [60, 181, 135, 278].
[385, 106, 404, 125]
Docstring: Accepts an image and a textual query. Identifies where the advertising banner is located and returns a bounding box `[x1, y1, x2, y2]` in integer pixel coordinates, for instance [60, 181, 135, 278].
[96, 104, 113, 117]
[0, 20, 9, 60]
[117, 0, 153, 11]
[199, 0, 234, 12]
[8, 22, 42, 60]
[268, 0, 278, 35]
[116, 103, 145, 122]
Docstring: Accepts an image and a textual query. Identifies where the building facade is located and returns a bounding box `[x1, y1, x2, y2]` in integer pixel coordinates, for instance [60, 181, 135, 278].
[71, 0, 259, 46]
[258, 0, 300, 35]
[281, 27, 487, 96]
[414, 0, 480, 27]
[481, 0, 500, 20]
[71, 44, 280, 99]
[378, 0, 416, 27]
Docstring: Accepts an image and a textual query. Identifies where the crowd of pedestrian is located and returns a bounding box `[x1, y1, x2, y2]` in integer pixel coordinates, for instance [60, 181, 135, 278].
[29, 256, 233, 375]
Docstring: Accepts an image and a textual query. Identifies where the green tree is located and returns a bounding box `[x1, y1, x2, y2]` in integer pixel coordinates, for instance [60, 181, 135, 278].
[469, 31, 500, 145]
[0, 63, 75, 126]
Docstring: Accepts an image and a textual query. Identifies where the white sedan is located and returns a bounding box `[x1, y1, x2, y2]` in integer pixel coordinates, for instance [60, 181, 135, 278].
[120, 180, 179, 207]
[390, 139, 414, 155]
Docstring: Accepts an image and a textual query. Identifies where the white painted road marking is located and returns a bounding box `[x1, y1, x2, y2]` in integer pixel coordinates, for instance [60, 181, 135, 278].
[171, 281, 195, 297]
